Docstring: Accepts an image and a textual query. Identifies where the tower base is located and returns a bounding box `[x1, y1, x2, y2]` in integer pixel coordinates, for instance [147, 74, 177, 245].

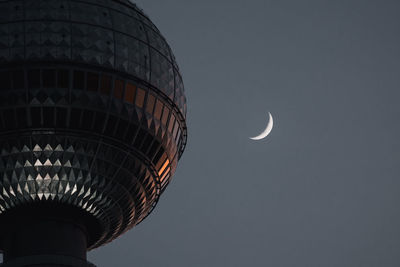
[0, 205, 100, 267]
[0, 255, 96, 267]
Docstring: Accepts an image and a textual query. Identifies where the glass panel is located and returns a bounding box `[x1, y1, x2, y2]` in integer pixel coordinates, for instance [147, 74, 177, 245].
[140, 133, 153, 153]
[16, 108, 27, 127]
[82, 109, 94, 130]
[57, 70, 69, 88]
[87, 72, 99, 91]
[146, 94, 155, 114]
[30, 107, 41, 127]
[160, 167, 170, 183]
[70, 108, 81, 129]
[28, 69, 41, 89]
[135, 88, 145, 108]
[124, 123, 138, 143]
[154, 99, 163, 120]
[43, 107, 55, 127]
[133, 128, 146, 148]
[156, 152, 167, 170]
[172, 120, 179, 138]
[3, 109, 16, 129]
[158, 159, 170, 176]
[12, 70, 25, 89]
[116, 119, 128, 138]
[94, 111, 106, 132]
[56, 107, 67, 128]
[73, 71, 84, 90]
[105, 115, 118, 136]
[125, 82, 136, 103]
[0, 71, 11, 90]
[175, 128, 181, 143]
[161, 174, 170, 188]
[161, 106, 169, 125]
[100, 74, 112, 95]
[147, 139, 160, 159]
[153, 147, 164, 165]
[114, 79, 124, 99]
[42, 69, 55, 88]
[168, 115, 175, 132]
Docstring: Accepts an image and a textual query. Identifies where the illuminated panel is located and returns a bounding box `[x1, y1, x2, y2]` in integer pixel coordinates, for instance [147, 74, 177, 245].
[158, 159, 170, 177]
[160, 167, 170, 183]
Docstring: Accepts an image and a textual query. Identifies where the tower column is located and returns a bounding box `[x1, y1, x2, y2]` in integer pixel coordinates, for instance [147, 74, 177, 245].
[0, 206, 96, 267]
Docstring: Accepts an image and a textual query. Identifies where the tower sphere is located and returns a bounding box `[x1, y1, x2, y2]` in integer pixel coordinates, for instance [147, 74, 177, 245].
[0, 0, 187, 250]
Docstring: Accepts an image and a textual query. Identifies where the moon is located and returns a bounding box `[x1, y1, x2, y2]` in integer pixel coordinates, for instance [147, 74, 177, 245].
[250, 112, 274, 140]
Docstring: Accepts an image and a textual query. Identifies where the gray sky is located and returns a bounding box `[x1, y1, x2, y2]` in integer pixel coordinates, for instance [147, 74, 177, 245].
[89, 1, 400, 266]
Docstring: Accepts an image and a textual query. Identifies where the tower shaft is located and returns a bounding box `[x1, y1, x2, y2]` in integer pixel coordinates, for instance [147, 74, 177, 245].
[0, 205, 96, 266]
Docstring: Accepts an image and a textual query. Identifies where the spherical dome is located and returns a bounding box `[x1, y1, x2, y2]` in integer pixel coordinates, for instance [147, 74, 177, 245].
[0, 0, 187, 249]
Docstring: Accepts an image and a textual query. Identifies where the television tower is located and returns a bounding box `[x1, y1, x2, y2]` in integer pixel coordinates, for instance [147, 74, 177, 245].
[0, 0, 187, 266]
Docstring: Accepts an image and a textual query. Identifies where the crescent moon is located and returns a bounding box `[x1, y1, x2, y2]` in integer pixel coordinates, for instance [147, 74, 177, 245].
[250, 112, 274, 140]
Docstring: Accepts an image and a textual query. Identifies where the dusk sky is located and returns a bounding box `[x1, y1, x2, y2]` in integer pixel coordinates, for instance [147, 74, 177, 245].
[89, 1, 400, 266]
